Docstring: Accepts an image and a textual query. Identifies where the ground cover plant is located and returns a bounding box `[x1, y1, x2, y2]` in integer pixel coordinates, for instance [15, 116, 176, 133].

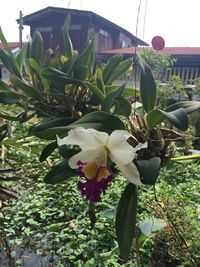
[0, 16, 200, 266]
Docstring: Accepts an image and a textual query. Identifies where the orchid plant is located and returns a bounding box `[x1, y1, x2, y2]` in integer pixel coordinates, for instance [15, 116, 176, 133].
[1, 16, 200, 263]
[37, 55, 200, 262]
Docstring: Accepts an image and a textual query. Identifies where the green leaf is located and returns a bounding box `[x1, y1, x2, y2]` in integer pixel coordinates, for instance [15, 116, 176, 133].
[0, 26, 12, 53]
[61, 52, 78, 75]
[138, 217, 165, 237]
[0, 91, 21, 104]
[41, 67, 105, 102]
[0, 79, 11, 91]
[0, 113, 22, 121]
[171, 154, 200, 162]
[138, 54, 157, 112]
[114, 97, 132, 116]
[44, 111, 126, 140]
[136, 157, 161, 185]
[44, 159, 76, 184]
[58, 145, 80, 159]
[83, 82, 105, 103]
[31, 31, 43, 62]
[9, 74, 41, 101]
[102, 54, 123, 85]
[76, 39, 94, 78]
[39, 141, 57, 162]
[0, 49, 21, 77]
[105, 85, 140, 97]
[106, 57, 133, 85]
[102, 83, 126, 111]
[63, 15, 73, 59]
[115, 183, 137, 262]
[0, 124, 8, 142]
[16, 44, 28, 70]
[41, 67, 79, 84]
[146, 108, 188, 131]
[95, 68, 105, 93]
[165, 100, 200, 114]
[73, 64, 88, 80]
[30, 117, 75, 139]
[28, 58, 49, 90]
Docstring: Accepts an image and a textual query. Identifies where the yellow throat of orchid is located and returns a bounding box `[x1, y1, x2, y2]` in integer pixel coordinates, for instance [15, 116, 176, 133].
[82, 162, 111, 181]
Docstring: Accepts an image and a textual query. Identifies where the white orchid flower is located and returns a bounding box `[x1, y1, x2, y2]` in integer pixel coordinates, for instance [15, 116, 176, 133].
[57, 127, 147, 186]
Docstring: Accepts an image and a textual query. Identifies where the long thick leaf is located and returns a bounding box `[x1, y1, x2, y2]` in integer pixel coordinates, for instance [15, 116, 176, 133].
[0, 92, 21, 104]
[77, 39, 94, 78]
[41, 67, 79, 84]
[16, 44, 28, 71]
[0, 112, 27, 121]
[165, 100, 200, 114]
[44, 111, 126, 140]
[102, 83, 126, 111]
[0, 49, 21, 77]
[115, 183, 137, 262]
[83, 82, 105, 103]
[30, 117, 75, 139]
[76, 39, 94, 74]
[63, 16, 73, 59]
[171, 154, 200, 161]
[138, 54, 157, 112]
[44, 159, 76, 184]
[31, 31, 43, 62]
[28, 58, 49, 90]
[0, 80, 12, 91]
[114, 97, 132, 116]
[10, 74, 41, 101]
[39, 141, 58, 162]
[106, 58, 133, 85]
[102, 54, 123, 85]
[136, 157, 161, 185]
[0, 27, 12, 53]
[106, 85, 140, 97]
[146, 108, 188, 131]
[41, 67, 105, 102]
[95, 68, 105, 93]
[73, 64, 88, 80]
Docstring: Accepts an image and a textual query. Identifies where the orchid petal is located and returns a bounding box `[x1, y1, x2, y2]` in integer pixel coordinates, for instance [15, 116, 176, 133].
[68, 148, 107, 168]
[107, 130, 136, 165]
[118, 162, 143, 186]
[57, 127, 108, 151]
[135, 142, 148, 151]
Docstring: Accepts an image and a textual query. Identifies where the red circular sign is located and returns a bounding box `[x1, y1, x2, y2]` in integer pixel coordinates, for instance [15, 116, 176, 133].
[151, 36, 165, 51]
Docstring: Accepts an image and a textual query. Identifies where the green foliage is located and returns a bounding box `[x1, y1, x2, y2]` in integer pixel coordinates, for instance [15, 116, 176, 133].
[138, 54, 157, 112]
[139, 47, 174, 80]
[115, 183, 137, 262]
[0, 15, 200, 266]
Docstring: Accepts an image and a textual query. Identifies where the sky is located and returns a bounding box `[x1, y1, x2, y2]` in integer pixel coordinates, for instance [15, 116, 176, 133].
[0, 0, 200, 47]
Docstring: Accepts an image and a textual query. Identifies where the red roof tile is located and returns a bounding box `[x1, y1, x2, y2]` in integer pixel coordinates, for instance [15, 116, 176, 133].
[0, 42, 20, 50]
[97, 47, 200, 55]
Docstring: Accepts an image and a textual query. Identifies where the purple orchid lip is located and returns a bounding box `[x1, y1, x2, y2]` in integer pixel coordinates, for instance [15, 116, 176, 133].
[76, 161, 115, 202]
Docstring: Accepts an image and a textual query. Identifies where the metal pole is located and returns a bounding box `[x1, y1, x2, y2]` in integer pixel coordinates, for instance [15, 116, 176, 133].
[19, 11, 23, 48]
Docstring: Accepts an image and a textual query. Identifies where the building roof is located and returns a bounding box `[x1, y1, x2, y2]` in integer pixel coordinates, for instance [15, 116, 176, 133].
[97, 46, 200, 55]
[19, 6, 148, 47]
[0, 42, 20, 50]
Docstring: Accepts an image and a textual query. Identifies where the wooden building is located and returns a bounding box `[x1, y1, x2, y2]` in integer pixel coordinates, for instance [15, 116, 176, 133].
[19, 6, 148, 53]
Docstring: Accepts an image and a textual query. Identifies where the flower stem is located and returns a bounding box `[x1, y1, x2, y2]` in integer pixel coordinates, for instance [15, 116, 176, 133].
[88, 201, 96, 228]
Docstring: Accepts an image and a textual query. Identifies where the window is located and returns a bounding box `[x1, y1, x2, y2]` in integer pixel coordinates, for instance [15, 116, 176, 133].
[99, 29, 109, 37]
